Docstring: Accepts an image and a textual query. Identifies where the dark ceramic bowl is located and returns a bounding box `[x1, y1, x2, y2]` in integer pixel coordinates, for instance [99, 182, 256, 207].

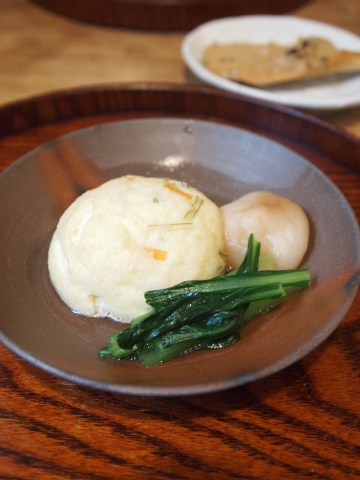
[0, 118, 359, 395]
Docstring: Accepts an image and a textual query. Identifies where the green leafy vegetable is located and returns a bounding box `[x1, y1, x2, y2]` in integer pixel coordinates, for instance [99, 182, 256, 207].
[98, 234, 311, 366]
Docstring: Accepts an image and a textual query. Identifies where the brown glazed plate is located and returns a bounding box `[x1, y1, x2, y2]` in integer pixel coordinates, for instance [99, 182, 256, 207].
[0, 85, 359, 396]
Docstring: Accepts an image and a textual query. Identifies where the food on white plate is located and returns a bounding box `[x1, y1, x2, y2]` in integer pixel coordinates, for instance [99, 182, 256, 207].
[220, 191, 309, 270]
[204, 37, 360, 86]
[48, 175, 226, 321]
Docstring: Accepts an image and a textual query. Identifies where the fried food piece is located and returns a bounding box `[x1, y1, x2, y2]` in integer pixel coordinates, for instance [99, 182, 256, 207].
[204, 37, 360, 86]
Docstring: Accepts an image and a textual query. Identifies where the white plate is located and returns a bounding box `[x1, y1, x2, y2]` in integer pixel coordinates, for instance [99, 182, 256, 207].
[181, 15, 360, 110]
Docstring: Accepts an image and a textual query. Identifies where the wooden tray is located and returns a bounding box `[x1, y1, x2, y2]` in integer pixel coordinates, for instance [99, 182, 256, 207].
[0, 83, 359, 476]
[1, 83, 359, 175]
[31, 0, 310, 31]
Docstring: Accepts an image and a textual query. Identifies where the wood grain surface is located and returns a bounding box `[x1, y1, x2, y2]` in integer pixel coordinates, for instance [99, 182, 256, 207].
[1, 0, 360, 138]
[0, 83, 359, 480]
[0, 1, 359, 478]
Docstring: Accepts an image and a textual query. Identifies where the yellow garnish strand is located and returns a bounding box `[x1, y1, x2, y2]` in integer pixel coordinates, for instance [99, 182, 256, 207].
[163, 182, 192, 200]
[126, 176, 136, 181]
[148, 223, 193, 231]
[144, 247, 167, 261]
[168, 223, 193, 231]
[184, 196, 204, 221]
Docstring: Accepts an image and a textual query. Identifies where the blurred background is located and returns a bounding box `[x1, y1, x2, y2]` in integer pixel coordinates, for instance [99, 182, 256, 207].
[0, 0, 359, 139]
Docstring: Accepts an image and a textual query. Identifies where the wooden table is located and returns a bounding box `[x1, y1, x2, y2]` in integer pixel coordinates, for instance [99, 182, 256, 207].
[0, 1, 359, 478]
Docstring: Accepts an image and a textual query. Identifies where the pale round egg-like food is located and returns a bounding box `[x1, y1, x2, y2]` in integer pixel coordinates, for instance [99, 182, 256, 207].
[221, 191, 309, 270]
[48, 175, 226, 321]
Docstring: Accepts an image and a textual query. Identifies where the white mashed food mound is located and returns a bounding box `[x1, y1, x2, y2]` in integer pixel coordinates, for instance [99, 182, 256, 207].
[48, 175, 226, 321]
